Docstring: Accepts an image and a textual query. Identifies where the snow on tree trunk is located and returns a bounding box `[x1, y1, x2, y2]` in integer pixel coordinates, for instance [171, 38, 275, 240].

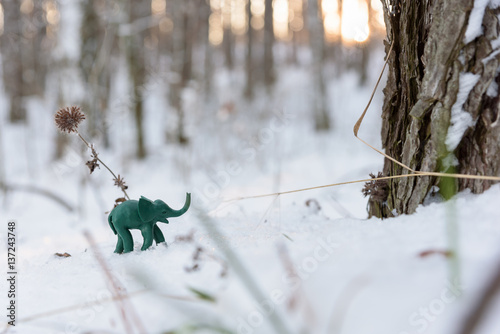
[307, 0, 330, 131]
[1, 0, 26, 122]
[369, 0, 500, 218]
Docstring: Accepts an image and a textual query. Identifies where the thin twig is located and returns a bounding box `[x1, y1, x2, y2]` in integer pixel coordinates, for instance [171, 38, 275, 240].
[77, 132, 130, 200]
[0, 182, 74, 211]
[17, 289, 199, 324]
[19, 290, 147, 323]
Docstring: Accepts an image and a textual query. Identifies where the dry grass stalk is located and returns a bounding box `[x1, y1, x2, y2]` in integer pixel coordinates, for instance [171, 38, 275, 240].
[83, 230, 145, 334]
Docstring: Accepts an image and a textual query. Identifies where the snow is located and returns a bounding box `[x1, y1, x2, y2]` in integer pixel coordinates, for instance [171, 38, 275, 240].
[486, 68, 500, 97]
[445, 72, 480, 152]
[489, 0, 500, 9]
[1, 42, 500, 334]
[464, 0, 489, 44]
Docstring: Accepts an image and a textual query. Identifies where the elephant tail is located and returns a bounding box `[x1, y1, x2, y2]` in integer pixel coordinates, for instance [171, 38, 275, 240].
[108, 213, 117, 235]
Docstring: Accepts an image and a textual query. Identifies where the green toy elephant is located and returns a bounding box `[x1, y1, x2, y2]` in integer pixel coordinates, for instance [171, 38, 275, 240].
[108, 193, 191, 253]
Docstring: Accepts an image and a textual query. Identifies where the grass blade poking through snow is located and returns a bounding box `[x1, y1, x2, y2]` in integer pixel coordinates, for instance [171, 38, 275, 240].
[193, 206, 291, 334]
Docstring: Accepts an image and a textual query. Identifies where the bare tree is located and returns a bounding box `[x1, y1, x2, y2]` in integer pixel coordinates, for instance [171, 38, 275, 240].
[23, 0, 48, 96]
[80, 0, 113, 145]
[359, 0, 373, 86]
[245, 0, 254, 99]
[169, 0, 192, 144]
[222, 0, 234, 69]
[307, 0, 330, 130]
[264, 0, 275, 88]
[368, 1, 500, 217]
[1, 0, 26, 122]
[200, 0, 214, 100]
[126, 0, 150, 158]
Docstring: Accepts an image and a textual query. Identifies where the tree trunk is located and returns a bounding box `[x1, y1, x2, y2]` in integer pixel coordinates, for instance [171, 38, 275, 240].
[22, 0, 48, 96]
[264, 0, 275, 88]
[201, 0, 213, 100]
[245, 0, 254, 100]
[223, 0, 234, 70]
[369, 1, 500, 217]
[169, 0, 189, 144]
[80, 0, 108, 141]
[1, 0, 26, 122]
[307, 0, 330, 131]
[127, 0, 150, 159]
[359, 0, 372, 86]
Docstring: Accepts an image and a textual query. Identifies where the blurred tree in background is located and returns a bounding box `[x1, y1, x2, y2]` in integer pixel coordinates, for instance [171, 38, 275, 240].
[0, 0, 385, 154]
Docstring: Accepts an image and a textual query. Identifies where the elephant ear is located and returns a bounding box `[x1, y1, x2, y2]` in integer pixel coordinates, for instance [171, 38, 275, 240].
[138, 196, 156, 222]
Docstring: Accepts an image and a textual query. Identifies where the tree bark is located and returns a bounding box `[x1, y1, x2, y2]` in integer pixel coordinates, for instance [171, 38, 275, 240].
[369, 1, 500, 217]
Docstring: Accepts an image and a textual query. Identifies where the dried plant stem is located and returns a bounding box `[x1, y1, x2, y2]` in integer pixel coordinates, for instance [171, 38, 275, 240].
[458, 254, 500, 334]
[223, 37, 500, 203]
[223, 172, 500, 202]
[19, 290, 147, 323]
[77, 132, 130, 200]
[18, 289, 198, 324]
[83, 231, 145, 334]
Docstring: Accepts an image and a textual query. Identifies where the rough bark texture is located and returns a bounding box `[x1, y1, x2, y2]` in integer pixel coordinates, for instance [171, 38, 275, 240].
[370, 0, 500, 217]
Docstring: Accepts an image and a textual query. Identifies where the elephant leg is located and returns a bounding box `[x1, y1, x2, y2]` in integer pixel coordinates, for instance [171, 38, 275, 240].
[117, 228, 134, 253]
[141, 226, 154, 251]
[114, 236, 124, 254]
[153, 225, 166, 245]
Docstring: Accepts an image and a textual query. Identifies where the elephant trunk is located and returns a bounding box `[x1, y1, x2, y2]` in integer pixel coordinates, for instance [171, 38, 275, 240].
[167, 193, 191, 217]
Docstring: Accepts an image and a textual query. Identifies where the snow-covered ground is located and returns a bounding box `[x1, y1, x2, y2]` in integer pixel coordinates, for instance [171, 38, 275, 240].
[1, 45, 500, 334]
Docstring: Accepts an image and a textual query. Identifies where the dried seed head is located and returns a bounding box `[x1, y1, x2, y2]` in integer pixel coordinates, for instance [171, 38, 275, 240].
[113, 175, 128, 191]
[362, 172, 389, 202]
[55, 106, 85, 133]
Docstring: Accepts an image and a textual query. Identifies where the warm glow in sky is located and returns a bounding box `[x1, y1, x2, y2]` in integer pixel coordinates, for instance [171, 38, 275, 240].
[209, 0, 382, 45]
[273, 0, 290, 40]
[341, 0, 370, 43]
[0, 0, 384, 45]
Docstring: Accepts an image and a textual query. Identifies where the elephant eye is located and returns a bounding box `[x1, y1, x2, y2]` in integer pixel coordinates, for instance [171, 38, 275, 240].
[162, 211, 166, 214]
